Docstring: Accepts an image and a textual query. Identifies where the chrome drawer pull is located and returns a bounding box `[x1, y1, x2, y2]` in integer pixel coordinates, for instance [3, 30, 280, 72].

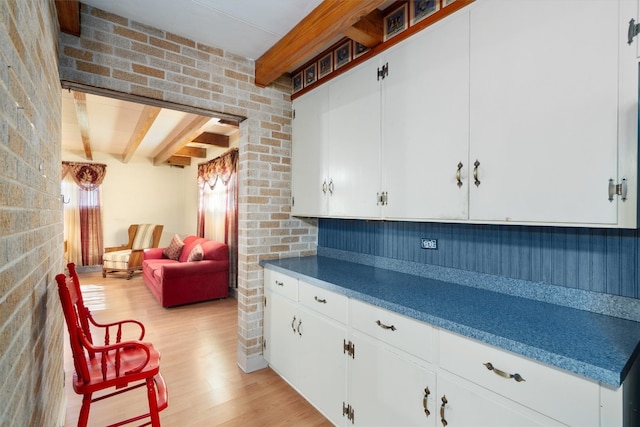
[483, 362, 526, 382]
[314, 296, 327, 304]
[375, 320, 397, 331]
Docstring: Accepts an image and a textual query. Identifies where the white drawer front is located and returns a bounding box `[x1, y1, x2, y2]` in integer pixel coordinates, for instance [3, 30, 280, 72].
[299, 281, 348, 324]
[264, 269, 298, 301]
[439, 330, 600, 427]
[350, 299, 434, 363]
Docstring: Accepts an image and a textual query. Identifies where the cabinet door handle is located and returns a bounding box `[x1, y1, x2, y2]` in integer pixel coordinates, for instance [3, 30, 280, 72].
[483, 362, 526, 382]
[314, 296, 327, 304]
[322, 180, 328, 194]
[473, 159, 481, 187]
[440, 395, 448, 426]
[328, 179, 334, 194]
[296, 319, 302, 336]
[375, 320, 397, 331]
[456, 162, 463, 188]
[291, 315, 297, 333]
[423, 387, 431, 417]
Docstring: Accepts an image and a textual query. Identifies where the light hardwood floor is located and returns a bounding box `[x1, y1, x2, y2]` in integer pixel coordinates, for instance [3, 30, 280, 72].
[63, 270, 332, 427]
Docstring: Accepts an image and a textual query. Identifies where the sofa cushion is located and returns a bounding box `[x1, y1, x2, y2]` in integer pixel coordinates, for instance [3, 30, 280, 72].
[187, 244, 204, 262]
[163, 234, 184, 260]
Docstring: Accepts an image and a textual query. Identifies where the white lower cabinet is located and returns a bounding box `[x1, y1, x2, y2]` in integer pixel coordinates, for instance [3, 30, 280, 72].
[347, 330, 437, 426]
[439, 329, 600, 427]
[263, 269, 628, 426]
[264, 272, 347, 426]
[436, 372, 564, 427]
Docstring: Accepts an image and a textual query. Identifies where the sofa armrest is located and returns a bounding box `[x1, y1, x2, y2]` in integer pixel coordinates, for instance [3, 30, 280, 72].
[144, 247, 165, 260]
[161, 260, 228, 279]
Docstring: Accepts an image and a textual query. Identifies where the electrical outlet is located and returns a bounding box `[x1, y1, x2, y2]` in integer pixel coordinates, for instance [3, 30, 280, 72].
[421, 238, 438, 250]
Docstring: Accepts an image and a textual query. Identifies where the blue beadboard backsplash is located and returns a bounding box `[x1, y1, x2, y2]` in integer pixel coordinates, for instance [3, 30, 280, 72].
[318, 218, 639, 299]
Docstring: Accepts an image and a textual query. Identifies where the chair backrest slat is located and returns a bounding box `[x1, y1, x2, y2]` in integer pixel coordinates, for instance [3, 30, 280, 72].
[67, 263, 94, 347]
[55, 273, 91, 384]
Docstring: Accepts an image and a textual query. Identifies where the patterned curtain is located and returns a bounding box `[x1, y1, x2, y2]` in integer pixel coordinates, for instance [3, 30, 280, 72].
[61, 162, 106, 266]
[197, 149, 238, 288]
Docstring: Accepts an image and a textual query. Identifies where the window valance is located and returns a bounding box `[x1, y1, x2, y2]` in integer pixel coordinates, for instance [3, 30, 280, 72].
[197, 148, 238, 190]
[61, 161, 107, 190]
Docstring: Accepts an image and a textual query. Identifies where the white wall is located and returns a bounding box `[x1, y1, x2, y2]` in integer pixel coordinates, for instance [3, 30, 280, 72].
[62, 150, 200, 247]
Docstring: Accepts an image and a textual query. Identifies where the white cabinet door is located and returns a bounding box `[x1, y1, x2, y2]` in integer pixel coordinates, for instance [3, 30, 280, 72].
[291, 85, 329, 217]
[382, 11, 470, 221]
[263, 290, 272, 363]
[297, 307, 347, 426]
[348, 331, 437, 427]
[328, 60, 382, 219]
[267, 291, 300, 384]
[469, 0, 622, 225]
[436, 373, 565, 427]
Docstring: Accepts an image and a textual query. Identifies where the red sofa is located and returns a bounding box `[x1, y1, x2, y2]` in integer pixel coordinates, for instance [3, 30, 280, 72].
[142, 236, 229, 307]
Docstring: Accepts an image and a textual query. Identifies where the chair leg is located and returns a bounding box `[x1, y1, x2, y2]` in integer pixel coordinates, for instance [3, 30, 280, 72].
[146, 377, 161, 427]
[78, 393, 92, 427]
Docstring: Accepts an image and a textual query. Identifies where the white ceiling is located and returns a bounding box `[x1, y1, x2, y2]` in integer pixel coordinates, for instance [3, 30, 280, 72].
[61, 90, 238, 160]
[80, 0, 325, 60]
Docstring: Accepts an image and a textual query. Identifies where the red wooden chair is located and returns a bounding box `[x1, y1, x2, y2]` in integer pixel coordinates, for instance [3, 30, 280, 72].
[56, 269, 168, 427]
[67, 263, 146, 354]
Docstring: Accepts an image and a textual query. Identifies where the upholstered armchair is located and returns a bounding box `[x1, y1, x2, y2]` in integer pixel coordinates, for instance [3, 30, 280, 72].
[102, 224, 163, 279]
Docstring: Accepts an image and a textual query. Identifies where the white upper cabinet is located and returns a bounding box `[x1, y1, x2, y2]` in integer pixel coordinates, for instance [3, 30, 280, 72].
[327, 60, 382, 219]
[291, 85, 329, 216]
[468, 0, 637, 227]
[292, 60, 382, 219]
[290, 0, 638, 227]
[382, 11, 470, 221]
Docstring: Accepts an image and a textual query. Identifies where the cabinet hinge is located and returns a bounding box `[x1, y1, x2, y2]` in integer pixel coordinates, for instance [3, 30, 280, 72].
[343, 402, 355, 424]
[293, 109, 296, 119]
[377, 63, 389, 81]
[343, 339, 355, 358]
[292, 196, 295, 207]
[628, 19, 640, 44]
[376, 191, 388, 206]
[263, 339, 266, 350]
[264, 296, 267, 307]
[608, 178, 628, 202]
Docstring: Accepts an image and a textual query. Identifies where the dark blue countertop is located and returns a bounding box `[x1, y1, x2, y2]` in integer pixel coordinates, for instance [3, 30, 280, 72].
[262, 255, 640, 388]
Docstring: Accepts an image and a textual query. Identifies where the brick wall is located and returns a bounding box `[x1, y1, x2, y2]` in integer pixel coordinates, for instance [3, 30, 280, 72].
[0, 0, 65, 426]
[58, 4, 318, 372]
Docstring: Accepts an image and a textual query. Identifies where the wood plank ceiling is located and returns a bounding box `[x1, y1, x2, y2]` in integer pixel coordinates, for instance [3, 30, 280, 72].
[55, 0, 391, 165]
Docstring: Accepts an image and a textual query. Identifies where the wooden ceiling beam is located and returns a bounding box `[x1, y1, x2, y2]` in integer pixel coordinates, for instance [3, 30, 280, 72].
[191, 132, 229, 148]
[153, 115, 211, 166]
[176, 146, 207, 158]
[122, 105, 161, 163]
[71, 91, 93, 160]
[343, 9, 384, 48]
[165, 156, 192, 166]
[55, 0, 80, 36]
[255, 0, 388, 87]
